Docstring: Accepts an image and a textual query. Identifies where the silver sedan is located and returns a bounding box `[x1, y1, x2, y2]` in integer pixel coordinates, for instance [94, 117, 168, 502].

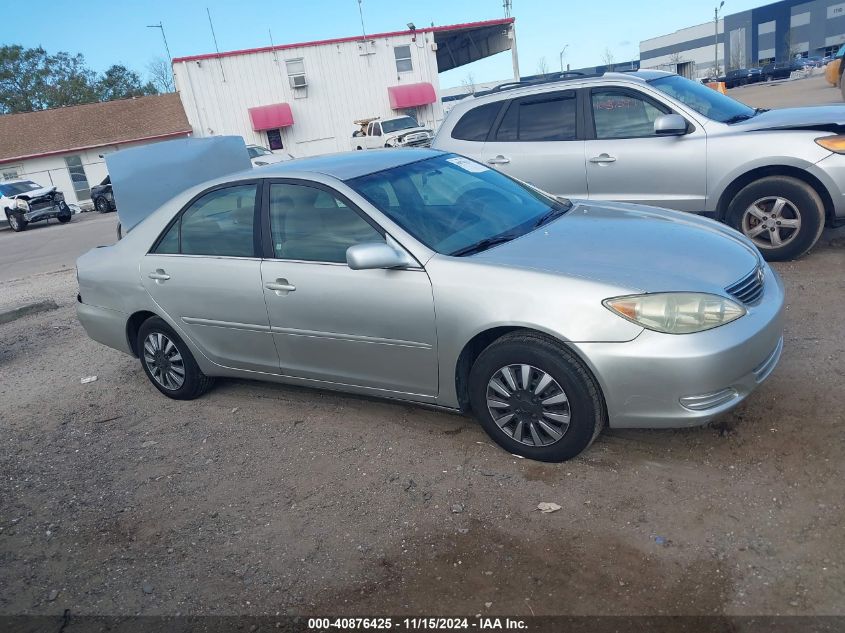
[76, 149, 784, 461]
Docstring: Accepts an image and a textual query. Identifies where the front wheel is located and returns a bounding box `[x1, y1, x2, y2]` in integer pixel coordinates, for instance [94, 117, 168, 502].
[726, 176, 825, 261]
[137, 316, 215, 400]
[468, 332, 606, 462]
[57, 212, 72, 223]
[7, 211, 27, 232]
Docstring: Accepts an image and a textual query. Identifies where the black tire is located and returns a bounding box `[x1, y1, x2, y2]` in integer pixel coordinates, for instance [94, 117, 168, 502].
[137, 316, 215, 400]
[95, 196, 111, 213]
[468, 331, 606, 462]
[726, 175, 825, 261]
[57, 212, 72, 223]
[6, 211, 27, 232]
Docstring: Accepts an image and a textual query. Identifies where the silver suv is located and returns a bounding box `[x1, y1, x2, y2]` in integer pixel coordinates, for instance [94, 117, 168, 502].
[433, 70, 845, 260]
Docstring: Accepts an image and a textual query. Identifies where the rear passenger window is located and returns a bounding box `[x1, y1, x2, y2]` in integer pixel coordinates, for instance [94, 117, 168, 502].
[495, 93, 577, 142]
[153, 184, 257, 257]
[451, 102, 502, 142]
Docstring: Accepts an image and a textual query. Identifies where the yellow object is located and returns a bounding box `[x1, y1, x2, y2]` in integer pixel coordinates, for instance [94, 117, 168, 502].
[825, 59, 841, 86]
[815, 135, 845, 153]
[706, 81, 727, 94]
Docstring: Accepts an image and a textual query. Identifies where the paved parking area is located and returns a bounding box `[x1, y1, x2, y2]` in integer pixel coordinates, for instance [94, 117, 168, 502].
[727, 73, 841, 109]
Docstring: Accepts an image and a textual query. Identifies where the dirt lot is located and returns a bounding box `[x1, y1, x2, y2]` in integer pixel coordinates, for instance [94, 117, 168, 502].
[727, 72, 842, 109]
[1, 221, 844, 617]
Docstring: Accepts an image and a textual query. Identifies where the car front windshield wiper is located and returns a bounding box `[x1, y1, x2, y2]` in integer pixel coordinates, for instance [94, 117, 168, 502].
[450, 232, 522, 257]
[723, 112, 757, 124]
[533, 199, 572, 228]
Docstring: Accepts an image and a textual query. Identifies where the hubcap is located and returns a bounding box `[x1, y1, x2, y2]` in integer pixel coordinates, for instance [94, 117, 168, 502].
[742, 196, 801, 250]
[142, 332, 185, 390]
[486, 364, 571, 447]
[9, 215, 18, 229]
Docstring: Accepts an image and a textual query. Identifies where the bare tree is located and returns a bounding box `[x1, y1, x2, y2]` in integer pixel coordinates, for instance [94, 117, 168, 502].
[602, 48, 615, 71]
[783, 31, 800, 61]
[461, 71, 476, 96]
[536, 56, 549, 76]
[147, 56, 175, 93]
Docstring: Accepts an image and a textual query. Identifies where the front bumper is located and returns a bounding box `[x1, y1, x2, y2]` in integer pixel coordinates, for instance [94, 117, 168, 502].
[24, 201, 70, 222]
[571, 266, 785, 429]
[812, 152, 845, 220]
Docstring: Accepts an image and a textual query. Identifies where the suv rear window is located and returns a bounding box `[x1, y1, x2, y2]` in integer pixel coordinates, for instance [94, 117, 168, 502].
[495, 93, 577, 142]
[450, 102, 502, 142]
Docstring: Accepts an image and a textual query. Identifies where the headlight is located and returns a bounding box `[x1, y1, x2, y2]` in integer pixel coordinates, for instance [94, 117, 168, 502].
[603, 292, 746, 334]
[815, 135, 845, 153]
[15, 198, 28, 211]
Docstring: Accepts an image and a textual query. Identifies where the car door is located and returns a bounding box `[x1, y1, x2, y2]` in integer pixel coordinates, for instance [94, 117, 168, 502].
[367, 121, 383, 149]
[479, 90, 588, 198]
[584, 87, 707, 212]
[141, 182, 280, 373]
[259, 180, 439, 396]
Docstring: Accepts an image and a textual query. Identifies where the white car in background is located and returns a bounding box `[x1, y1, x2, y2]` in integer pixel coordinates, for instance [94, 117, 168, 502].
[351, 116, 434, 150]
[246, 145, 295, 167]
[1, 179, 73, 232]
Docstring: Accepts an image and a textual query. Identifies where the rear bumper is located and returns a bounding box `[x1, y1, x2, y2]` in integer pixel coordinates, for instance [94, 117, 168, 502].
[76, 299, 133, 356]
[571, 266, 785, 429]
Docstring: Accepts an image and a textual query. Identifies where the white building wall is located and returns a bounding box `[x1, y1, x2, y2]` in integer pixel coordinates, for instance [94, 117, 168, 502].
[3, 138, 185, 207]
[641, 19, 725, 78]
[641, 20, 723, 53]
[174, 31, 445, 158]
[641, 43, 725, 78]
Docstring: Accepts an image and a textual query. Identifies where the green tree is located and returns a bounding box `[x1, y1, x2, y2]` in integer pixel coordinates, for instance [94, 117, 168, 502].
[0, 45, 159, 114]
[98, 64, 157, 101]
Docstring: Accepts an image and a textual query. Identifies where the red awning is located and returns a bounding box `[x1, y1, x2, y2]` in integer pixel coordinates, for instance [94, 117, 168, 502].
[387, 82, 436, 109]
[248, 103, 294, 131]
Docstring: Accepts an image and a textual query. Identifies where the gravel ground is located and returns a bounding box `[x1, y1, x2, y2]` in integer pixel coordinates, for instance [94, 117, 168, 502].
[1, 228, 844, 617]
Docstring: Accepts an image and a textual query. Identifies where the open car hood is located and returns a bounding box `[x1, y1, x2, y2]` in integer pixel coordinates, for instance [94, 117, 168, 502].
[733, 105, 845, 132]
[106, 136, 251, 233]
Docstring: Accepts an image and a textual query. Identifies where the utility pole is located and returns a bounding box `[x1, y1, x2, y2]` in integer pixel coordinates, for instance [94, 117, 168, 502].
[559, 44, 568, 72]
[714, 1, 725, 77]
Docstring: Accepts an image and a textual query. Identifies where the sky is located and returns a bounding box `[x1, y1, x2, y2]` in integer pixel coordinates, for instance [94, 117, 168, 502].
[5, 0, 769, 88]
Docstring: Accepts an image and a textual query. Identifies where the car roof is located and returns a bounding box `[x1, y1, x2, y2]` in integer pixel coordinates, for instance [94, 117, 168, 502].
[254, 148, 445, 181]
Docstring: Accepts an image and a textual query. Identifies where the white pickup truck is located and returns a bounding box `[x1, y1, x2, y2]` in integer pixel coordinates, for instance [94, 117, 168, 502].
[351, 116, 433, 150]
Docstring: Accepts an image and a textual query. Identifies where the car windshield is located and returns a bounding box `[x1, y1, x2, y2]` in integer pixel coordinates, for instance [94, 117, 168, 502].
[381, 117, 419, 133]
[347, 154, 570, 256]
[0, 181, 42, 196]
[650, 74, 757, 123]
[247, 146, 272, 158]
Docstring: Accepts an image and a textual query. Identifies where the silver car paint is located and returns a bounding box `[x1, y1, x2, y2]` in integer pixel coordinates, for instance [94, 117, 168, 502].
[76, 149, 784, 429]
[434, 71, 845, 218]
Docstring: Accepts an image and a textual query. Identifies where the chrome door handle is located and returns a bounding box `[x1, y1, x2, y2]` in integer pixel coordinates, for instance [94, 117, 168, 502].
[148, 269, 170, 282]
[589, 154, 617, 164]
[487, 155, 511, 165]
[265, 279, 296, 295]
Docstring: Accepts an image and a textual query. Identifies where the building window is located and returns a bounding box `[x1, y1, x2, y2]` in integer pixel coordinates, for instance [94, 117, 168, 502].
[64, 155, 90, 200]
[394, 45, 412, 73]
[267, 129, 284, 150]
[1, 165, 21, 180]
[759, 57, 775, 65]
[286, 58, 307, 88]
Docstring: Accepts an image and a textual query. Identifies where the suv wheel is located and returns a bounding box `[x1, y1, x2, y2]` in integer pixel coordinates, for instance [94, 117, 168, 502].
[95, 197, 109, 213]
[137, 316, 215, 400]
[726, 176, 825, 261]
[6, 211, 27, 232]
[468, 331, 606, 462]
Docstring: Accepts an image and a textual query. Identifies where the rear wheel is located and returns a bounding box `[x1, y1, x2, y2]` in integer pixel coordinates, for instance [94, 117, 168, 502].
[95, 196, 111, 213]
[468, 332, 606, 462]
[7, 211, 27, 232]
[57, 212, 71, 223]
[137, 316, 215, 400]
[726, 176, 825, 261]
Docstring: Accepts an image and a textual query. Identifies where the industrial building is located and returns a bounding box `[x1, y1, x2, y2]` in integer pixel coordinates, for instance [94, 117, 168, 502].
[172, 18, 518, 157]
[641, 0, 845, 78]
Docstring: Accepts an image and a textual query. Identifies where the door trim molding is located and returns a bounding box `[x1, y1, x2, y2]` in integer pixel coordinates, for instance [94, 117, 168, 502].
[182, 316, 272, 333]
[270, 325, 433, 349]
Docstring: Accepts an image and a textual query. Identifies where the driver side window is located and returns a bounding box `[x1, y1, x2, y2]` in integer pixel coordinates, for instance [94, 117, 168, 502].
[268, 183, 383, 263]
[591, 90, 669, 139]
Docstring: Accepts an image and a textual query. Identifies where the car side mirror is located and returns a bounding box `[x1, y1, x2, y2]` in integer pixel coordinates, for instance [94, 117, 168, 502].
[346, 242, 410, 270]
[654, 114, 688, 136]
